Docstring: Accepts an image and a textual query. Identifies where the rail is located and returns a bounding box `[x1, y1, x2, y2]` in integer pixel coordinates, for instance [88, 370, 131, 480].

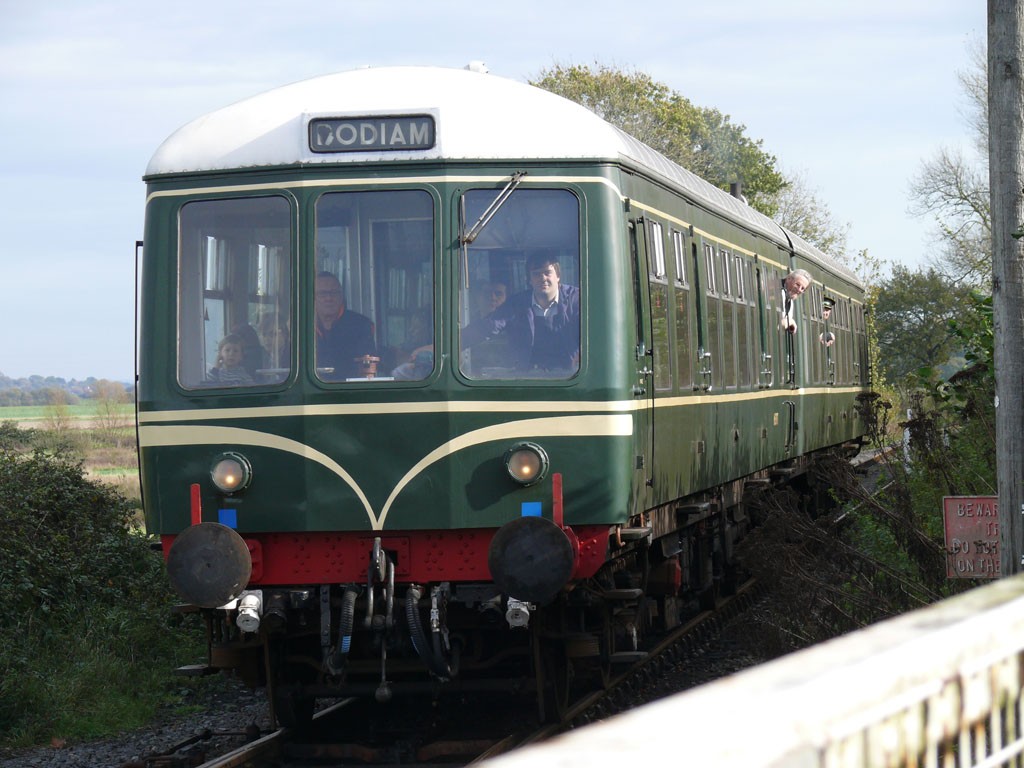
[483, 574, 1024, 768]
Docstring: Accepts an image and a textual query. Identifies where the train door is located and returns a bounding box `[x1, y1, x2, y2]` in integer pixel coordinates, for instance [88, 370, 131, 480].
[781, 269, 799, 389]
[698, 241, 721, 393]
[761, 261, 799, 453]
[821, 292, 837, 386]
[670, 229, 695, 392]
[788, 272, 811, 456]
[854, 301, 869, 385]
[645, 220, 673, 399]
[753, 259, 776, 389]
[628, 217, 655, 498]
[732, 253, 756, 390]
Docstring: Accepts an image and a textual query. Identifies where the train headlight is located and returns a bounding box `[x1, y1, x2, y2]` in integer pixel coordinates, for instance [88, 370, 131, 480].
[504, 442, 549, 486]
[211, 452, 252, 494]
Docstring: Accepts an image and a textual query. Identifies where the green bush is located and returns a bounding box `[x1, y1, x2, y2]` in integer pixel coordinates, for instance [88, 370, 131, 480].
[0, 424, 202, 746]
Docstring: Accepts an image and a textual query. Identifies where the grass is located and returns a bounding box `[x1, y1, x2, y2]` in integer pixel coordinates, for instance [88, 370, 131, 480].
[1, 614, 208, 748]
[0, 407, 142, 513]
[0, 419, 206, 749]
[82, 436, 142, 512]
[0, 403, 134, 422]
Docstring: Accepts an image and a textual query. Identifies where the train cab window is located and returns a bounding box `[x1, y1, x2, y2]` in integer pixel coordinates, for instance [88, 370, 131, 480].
[313, 190, 434, 382]
[458, 188, 580, 380]
[177, 196, 292, 390]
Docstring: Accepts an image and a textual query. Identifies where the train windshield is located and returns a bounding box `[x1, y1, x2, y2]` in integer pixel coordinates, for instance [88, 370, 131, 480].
[177, 196, 292, 390]
[458, 188, 581, 380]
[314, 189, 434, 382]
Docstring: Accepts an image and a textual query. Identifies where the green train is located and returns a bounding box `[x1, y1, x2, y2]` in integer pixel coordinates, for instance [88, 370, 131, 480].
[138, 65, 869, 725]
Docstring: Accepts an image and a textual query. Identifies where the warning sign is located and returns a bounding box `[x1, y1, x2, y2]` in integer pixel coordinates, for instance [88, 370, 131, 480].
[942, 496, 999, 579]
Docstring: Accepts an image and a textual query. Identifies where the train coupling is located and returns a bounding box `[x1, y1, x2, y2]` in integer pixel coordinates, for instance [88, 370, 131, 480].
[206, 589, 264, 633]
[505, 597, 533, 628]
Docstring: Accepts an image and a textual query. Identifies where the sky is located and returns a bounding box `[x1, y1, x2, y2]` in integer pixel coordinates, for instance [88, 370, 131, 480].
[0, 1, 986, 381]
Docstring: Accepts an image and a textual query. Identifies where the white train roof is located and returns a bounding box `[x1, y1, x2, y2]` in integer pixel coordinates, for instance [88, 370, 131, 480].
[146, 65, 857, 285]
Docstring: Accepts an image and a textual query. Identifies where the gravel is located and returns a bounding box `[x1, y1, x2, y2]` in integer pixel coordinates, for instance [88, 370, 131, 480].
[0, 676, 272, 768]
[0, 606, 779, 767]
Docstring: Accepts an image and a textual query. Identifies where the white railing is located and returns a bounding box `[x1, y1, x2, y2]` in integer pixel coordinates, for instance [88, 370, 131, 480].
[485, 575, 1024, 768]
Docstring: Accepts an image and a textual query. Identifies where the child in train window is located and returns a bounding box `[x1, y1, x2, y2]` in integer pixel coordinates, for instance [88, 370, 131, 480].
[207, 334, 255, 386]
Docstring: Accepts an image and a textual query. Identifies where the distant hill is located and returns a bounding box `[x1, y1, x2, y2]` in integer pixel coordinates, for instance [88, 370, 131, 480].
[0, 372, 134, 407]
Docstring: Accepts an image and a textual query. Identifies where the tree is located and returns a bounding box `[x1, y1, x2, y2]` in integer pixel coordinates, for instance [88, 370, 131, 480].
[92, 379, 131, 442]
[42, 387, 74, 433]
[909, 145, 991, 287]
[849, 248, 886, 387]
[989, 0, 1024, 576]
[530, 62, 787, 215]
[909, 40, 992, 288]
[871, 265, 976, 385]
[770, 169, 851, 258]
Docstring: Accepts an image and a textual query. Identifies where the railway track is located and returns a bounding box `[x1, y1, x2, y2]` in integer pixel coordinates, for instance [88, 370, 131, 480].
[156, 578, 765, 768]
[122, 450, 885, 768]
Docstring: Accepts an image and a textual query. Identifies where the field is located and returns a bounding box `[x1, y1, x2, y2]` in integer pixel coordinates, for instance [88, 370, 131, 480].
[0, 402, 134, 426]
[0, 403, 141, 512]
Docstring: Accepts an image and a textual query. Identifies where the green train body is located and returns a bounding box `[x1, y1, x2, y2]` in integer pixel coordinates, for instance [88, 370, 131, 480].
[139, 66, 868, 723]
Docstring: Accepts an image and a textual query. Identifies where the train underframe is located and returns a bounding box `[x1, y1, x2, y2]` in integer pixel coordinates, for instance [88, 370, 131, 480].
[181, 449, 852, 727]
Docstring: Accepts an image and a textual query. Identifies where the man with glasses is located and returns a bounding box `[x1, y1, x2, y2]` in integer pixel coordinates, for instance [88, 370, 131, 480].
[315, 271, 377, 380]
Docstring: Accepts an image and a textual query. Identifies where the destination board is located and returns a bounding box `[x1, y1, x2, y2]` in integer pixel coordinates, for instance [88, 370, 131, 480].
[310, 116, 435, 153]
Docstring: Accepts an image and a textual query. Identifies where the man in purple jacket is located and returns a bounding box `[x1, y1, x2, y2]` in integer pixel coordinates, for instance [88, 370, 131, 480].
[462, 253, 580, 376]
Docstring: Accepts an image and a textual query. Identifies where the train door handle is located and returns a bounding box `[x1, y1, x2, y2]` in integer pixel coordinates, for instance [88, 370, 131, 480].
[783, 400, 796, 450]
[760, 352, 774, 389]
[697, 348, 712, 392]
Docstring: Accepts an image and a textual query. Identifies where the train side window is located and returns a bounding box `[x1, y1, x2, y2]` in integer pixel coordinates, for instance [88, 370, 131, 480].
[703, 243, 717, 294]
[734, 256, 753, 388]
[649, 221, 667, 279]
[647, 221, 671, 391]
[719, 249, 732, 297]
[672, 231, 692, 389]
[177, 196, 292, 390]
[810, 285, 824, 384]
[702, 243, 722, 389]
[718, 249, 736, 388]
[458, 188, 580, 380]
[314, 190, 434, 382]
[673, 230, 687, 286]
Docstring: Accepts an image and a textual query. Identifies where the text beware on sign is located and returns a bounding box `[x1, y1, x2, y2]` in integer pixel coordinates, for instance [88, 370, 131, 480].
[942, 495, 999, 579]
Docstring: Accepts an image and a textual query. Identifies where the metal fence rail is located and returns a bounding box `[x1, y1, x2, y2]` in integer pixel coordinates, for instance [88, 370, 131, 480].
[484, 576, 1024, 768]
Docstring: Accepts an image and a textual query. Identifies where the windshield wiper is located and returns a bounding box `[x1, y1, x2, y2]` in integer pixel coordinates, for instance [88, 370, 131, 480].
[460, 171, 527, 245]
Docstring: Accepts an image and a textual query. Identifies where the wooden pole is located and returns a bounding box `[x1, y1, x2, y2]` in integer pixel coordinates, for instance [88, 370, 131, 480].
[990, 0, 1024, 575]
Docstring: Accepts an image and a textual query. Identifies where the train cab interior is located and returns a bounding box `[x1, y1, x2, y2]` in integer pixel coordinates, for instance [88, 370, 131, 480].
[174, 186, 582, 391]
